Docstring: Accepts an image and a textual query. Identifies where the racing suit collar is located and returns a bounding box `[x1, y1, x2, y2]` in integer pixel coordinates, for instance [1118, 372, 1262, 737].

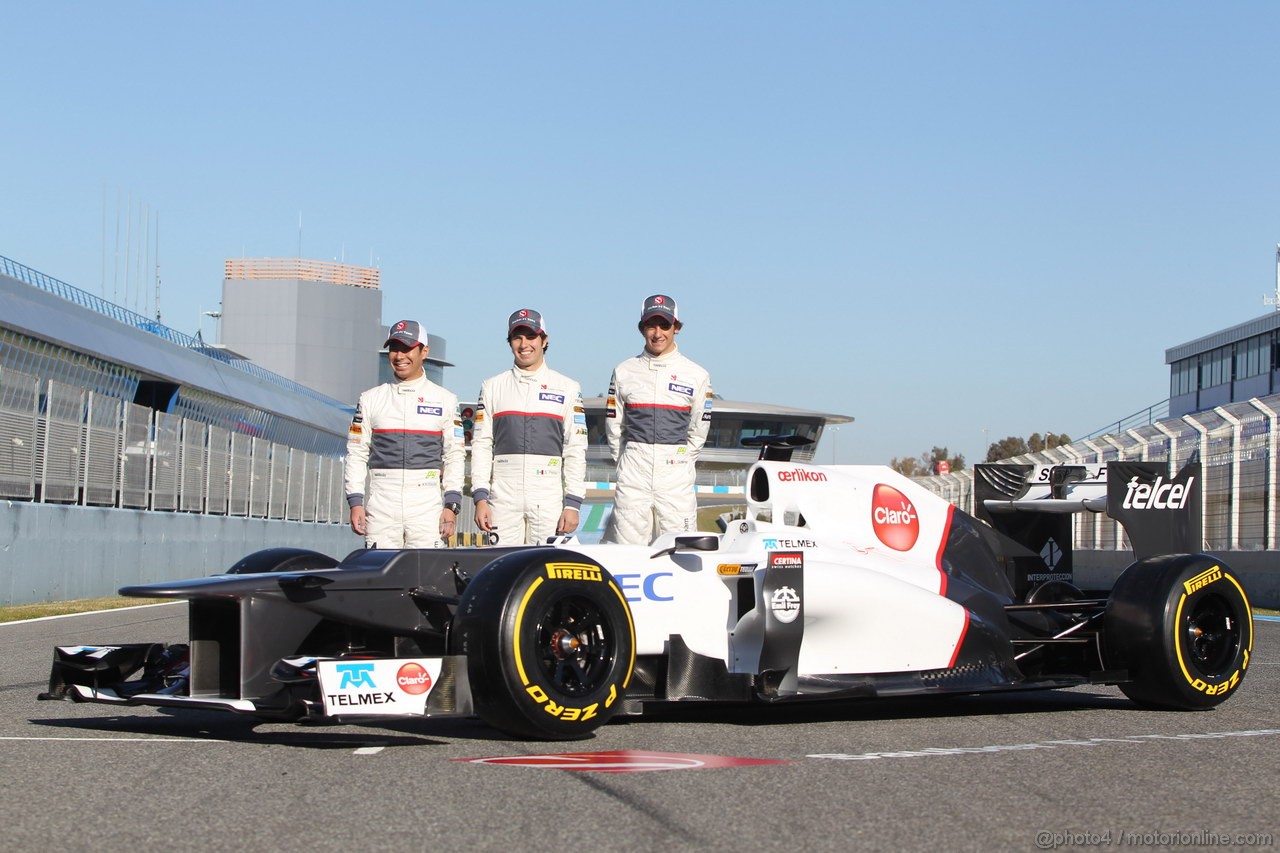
[512, 363, 548, 382]
[640, 344, 680, 365]
[393, 373, 430, 393]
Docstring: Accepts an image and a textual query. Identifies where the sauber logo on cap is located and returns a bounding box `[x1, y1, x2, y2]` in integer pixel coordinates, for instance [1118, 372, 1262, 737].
[872, 484, 919, 551]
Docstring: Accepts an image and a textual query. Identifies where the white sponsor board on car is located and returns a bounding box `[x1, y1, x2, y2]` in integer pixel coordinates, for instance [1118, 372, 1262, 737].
[317, 658, 443, 716]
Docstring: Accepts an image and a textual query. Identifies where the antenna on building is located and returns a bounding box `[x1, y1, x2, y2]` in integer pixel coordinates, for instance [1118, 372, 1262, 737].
[154, 210, 162, 323]
[1267, 244, 1280, 312]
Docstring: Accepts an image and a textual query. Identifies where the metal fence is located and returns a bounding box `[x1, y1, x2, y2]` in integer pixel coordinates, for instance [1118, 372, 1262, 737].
[916, 394, 1280, 552]
[0, 367, 345, 523]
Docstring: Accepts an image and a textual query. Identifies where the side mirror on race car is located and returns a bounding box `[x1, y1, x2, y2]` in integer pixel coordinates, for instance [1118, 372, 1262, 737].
[741, 433, 815, 462]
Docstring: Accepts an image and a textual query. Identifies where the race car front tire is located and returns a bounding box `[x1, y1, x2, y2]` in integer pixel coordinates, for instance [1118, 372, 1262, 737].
[453, 549, 636, 740]
[1104, 554, 1253, 710]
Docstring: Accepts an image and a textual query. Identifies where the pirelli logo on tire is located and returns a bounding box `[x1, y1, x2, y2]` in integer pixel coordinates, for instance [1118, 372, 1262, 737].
[545, 563, 603, 582]
[524, 683, 618, 721]
[1183, 566, 1222, 595]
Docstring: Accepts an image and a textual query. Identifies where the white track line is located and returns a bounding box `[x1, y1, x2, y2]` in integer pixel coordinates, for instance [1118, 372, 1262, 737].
[0, 601, 182, 626]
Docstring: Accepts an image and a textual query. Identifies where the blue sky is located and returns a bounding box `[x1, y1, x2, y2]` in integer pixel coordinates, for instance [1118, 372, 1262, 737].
[4, 2, 1279, 465]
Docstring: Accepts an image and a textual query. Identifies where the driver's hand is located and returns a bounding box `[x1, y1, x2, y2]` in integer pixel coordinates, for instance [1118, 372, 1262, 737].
[349, 505, 367, 536]
[474, 499, 493, 531]
[556, 507, 580, 536]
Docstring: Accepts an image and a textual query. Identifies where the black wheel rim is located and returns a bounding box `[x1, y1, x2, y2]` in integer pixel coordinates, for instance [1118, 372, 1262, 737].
[1183, 594, 1241, 675]
[532, 593, 616, 697]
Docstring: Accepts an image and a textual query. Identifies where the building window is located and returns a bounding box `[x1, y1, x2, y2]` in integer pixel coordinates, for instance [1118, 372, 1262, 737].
[1170, 358, 1197, 396]
[1234, 335, 1267, 380]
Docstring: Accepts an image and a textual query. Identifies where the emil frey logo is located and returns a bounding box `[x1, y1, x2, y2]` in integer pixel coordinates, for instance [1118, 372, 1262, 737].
[1122, 475, 1194, 511]
[770, 586, 801, 623]
[396, 662, 433, 695]
[337, 663, 376, 689]
[872, 484, 920, 552]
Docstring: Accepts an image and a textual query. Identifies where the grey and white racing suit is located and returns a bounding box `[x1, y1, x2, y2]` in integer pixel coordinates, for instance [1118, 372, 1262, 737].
[470, 364, 588, 545]
[602, 347, 713, 545]
[344, 375, 465, 548]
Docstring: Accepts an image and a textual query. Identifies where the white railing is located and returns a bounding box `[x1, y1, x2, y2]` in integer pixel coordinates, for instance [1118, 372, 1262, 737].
[916, 392, 1280, 552]
[0, 367, 345, 523]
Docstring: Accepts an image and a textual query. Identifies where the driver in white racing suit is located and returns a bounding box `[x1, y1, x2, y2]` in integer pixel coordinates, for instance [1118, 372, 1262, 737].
[471, 309, 588, 544]
[344, 320, 465, 548]
[603, 295, 713, 544]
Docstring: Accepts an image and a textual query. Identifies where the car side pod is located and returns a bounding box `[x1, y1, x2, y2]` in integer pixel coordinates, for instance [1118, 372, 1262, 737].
[451, 548, 636, 740]
[1103, 553, 1253, 710]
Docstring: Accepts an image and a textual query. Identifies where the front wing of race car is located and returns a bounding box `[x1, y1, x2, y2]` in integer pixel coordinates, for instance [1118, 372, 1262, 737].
[44, 644, 475, 721]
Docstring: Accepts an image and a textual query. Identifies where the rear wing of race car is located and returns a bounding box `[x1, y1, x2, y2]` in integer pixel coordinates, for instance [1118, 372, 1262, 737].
[973, 460, 1202, 595]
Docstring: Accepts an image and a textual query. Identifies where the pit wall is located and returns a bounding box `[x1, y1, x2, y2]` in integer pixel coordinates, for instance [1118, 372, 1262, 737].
[1, 501, 358, 606]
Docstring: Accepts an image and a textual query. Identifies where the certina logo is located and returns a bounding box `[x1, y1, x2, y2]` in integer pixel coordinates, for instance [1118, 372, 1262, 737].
[668, 382, 694, 396]
[546, 563, 603, 582]
[1122, 475, 1195, 511]
[1183, 566, 1222, 595]
[762, 538, 817, 549]
[770, 586, 801, 623]
[872, 484, 920, 551]
[418, 405, 443, 416]
[539, 392, 566, 404]
[768, 552, 803, 569]
[777, 469, 827, 483]
[396, 662, 433, 695]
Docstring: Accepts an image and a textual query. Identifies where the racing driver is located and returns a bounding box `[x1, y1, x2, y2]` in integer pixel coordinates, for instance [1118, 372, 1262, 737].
[345, 320, 465, 548]
[470, 308, 588, 544]
[603, 295, 713, 545]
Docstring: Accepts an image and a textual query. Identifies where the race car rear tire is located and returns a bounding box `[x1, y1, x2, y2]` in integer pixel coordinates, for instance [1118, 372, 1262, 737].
[1103, 554, 1252, 710]
[453, 549, 635, 740]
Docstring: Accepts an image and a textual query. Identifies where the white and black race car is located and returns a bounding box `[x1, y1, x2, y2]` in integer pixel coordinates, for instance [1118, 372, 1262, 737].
[41, 439, 1253, 740]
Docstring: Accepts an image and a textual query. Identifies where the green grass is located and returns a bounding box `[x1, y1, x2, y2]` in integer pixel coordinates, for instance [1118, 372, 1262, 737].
[0, 596, 153, 624]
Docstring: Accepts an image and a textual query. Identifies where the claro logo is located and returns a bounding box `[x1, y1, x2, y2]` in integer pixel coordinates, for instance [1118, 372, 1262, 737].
[872, 484, 919, 551]
[777, 469, 827, 482]
[1122, 475, 1194, 511]
[396, 662, 433, 695]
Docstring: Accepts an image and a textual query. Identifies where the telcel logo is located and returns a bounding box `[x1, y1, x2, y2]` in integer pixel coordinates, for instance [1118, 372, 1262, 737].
[777, 469, 827, 482]
[872, 484, 919, 551]
[1122, 475, 1194, 510]
[396, 662, 433, 695]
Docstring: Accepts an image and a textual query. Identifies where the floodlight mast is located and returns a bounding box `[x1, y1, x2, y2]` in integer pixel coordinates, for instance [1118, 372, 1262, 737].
[1268, 243, 1280, 312]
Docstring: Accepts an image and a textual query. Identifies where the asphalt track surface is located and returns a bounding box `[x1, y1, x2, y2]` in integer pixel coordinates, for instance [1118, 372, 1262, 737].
[3, 606, 1278, 853]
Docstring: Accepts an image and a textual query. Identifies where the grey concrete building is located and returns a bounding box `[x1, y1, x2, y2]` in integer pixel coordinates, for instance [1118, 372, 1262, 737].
[220, 258, 384, 405]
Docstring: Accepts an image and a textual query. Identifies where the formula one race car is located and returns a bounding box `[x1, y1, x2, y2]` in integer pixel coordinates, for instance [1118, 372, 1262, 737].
[41, 440, 1253, 740]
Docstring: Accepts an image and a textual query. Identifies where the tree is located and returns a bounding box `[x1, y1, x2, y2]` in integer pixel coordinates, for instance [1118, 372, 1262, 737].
[889, 456, 924, 477]
[986, 431, 1072, 462]
[985, 436, 1029, 462]
[1028, 432, 1072, 453]
[890, 447, 965, 476]
[921, 445, 965, 474]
